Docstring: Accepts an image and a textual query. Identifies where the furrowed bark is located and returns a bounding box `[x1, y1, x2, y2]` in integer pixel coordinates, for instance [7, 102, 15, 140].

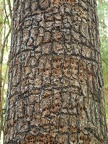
[4, 0, 107, 143]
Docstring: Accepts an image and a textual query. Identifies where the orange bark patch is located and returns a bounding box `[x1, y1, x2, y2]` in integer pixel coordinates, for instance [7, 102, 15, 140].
[36, 133, 55, 143]
[25, 135, 35, 144]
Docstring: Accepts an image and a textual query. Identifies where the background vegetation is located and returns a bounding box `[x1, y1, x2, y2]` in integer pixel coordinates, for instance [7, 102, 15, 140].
[97, 0, 108, 123]
[0, 0, 108, 142]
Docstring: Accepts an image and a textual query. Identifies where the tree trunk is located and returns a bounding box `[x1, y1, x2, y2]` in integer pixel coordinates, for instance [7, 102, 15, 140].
[4, 0, 107, 143]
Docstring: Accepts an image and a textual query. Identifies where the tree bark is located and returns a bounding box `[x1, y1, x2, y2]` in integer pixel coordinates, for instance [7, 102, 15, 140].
[4, 0, 107, 143]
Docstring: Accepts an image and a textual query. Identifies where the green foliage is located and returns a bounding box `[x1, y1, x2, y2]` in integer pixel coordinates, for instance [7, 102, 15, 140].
[0, 0, 12, 142]
[0, 1, 3, 26]
[97, 0, 108, 124]
[98, 0, 108, 86]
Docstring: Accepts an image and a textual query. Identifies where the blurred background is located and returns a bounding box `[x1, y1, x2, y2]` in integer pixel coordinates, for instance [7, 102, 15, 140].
[98, 0, 108, 123]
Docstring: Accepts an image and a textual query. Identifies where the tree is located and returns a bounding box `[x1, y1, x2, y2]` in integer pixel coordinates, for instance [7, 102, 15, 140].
[0, 0, 3, 132]
[0, 1, 12, 142]
[4, 0, 107, 143]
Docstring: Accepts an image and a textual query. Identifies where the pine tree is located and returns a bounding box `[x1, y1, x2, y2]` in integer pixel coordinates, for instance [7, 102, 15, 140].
[4, 0, 107, 143]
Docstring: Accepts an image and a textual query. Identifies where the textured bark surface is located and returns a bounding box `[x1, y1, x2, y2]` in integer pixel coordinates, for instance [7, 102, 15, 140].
[4, 0, 107, 143]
